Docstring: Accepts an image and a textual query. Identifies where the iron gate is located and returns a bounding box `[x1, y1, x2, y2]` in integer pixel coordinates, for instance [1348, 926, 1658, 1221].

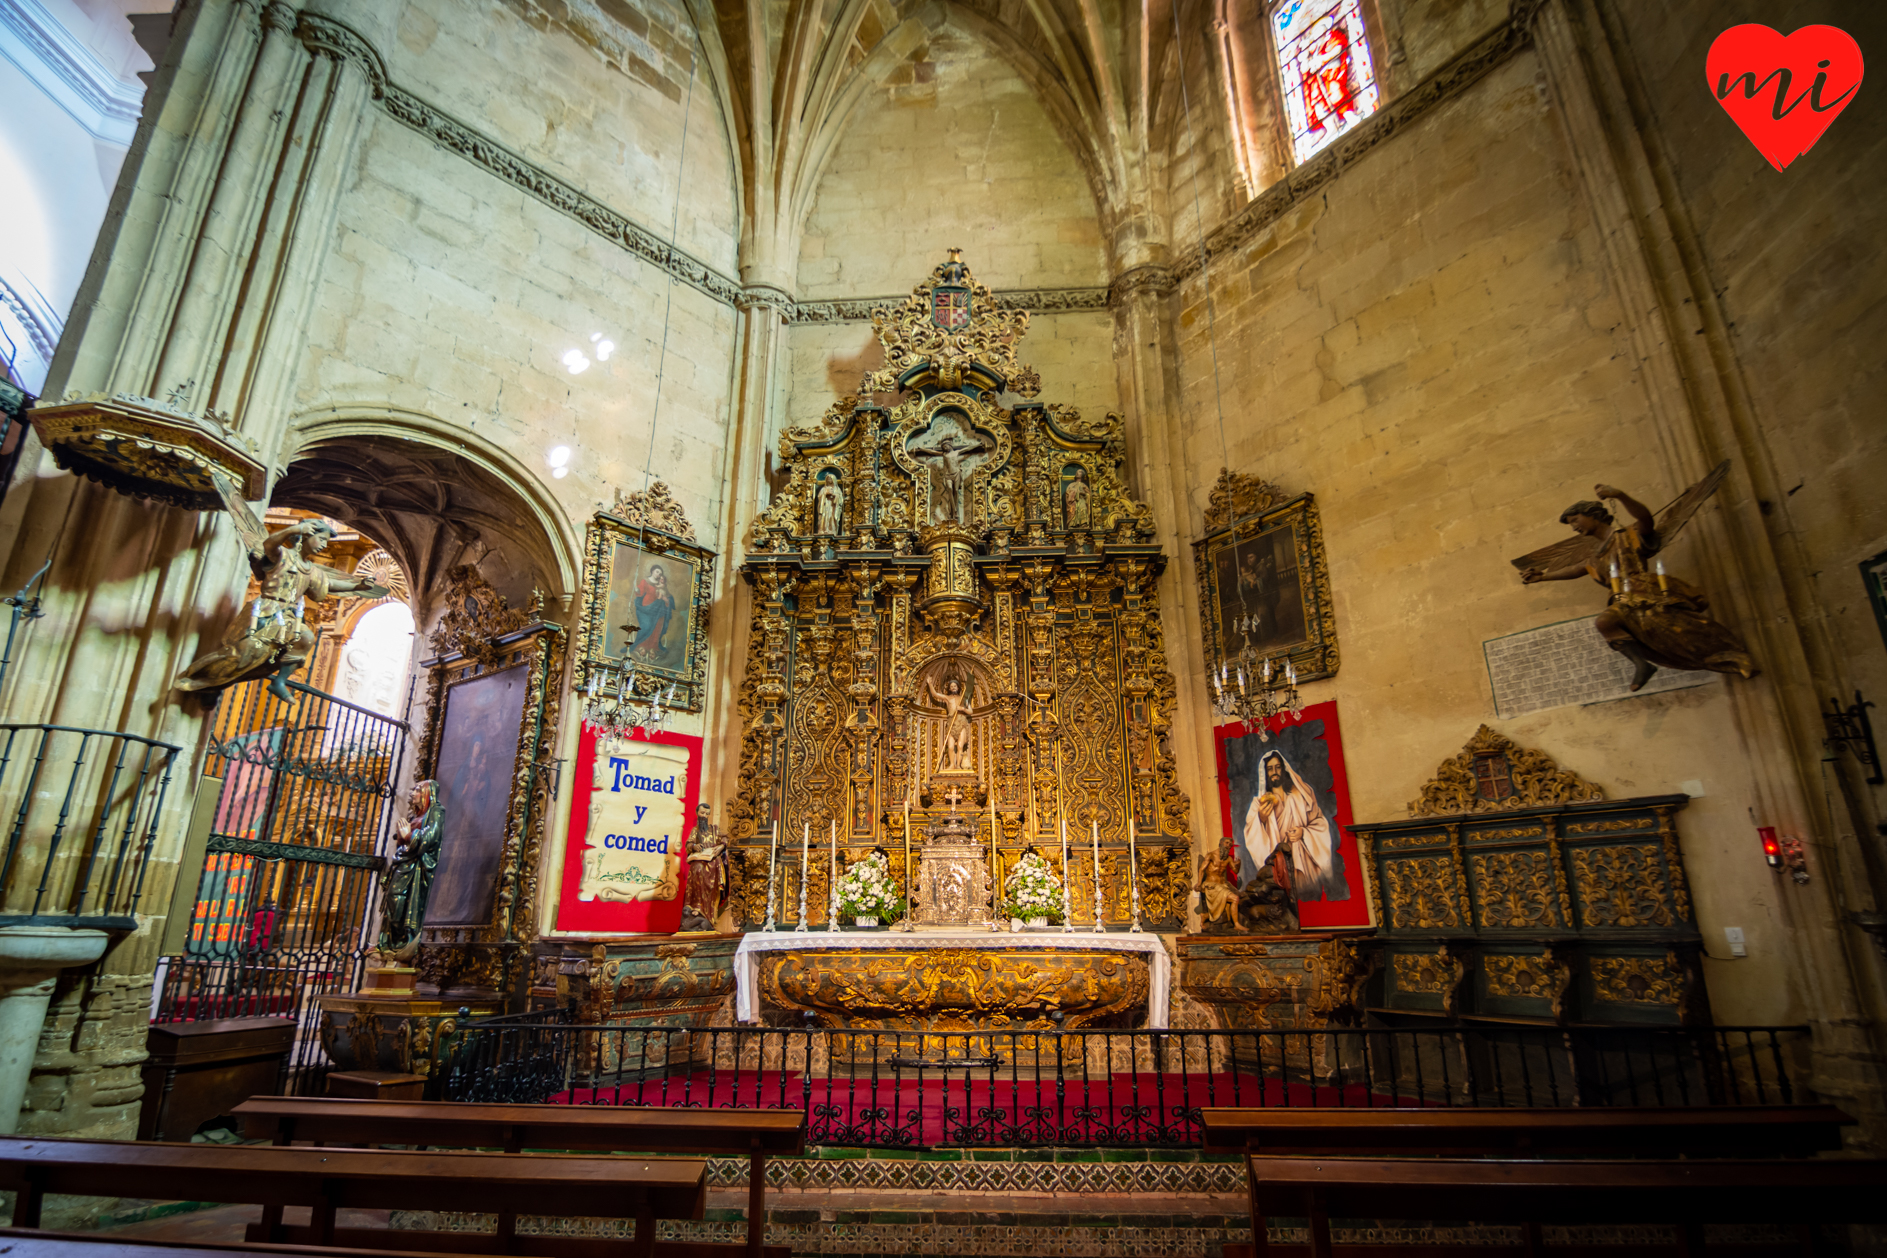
[155, 676, 409, 1094]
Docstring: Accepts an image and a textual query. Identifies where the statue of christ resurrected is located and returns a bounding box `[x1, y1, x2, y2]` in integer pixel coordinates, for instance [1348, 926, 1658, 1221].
[924, 673, 974, 772]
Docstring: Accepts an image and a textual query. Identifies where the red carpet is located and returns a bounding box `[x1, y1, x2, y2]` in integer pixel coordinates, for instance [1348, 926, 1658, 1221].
[550, 1071, 1427, 1143]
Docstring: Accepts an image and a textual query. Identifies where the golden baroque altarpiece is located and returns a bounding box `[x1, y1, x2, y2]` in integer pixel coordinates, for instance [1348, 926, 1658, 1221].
[723, 254, 1194, 937]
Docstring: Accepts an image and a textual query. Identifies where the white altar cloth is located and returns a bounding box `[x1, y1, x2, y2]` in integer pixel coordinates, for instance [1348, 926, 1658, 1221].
[734, 928, 1171, 1028]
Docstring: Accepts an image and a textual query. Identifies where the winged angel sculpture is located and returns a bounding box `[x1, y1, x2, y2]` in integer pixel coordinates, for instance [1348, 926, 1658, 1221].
[174, 471, 389, 702]
[1512, 461, 1755, 692]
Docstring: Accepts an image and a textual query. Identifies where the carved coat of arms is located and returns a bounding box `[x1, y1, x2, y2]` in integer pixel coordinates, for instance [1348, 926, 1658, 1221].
[931, 286, 970, 329]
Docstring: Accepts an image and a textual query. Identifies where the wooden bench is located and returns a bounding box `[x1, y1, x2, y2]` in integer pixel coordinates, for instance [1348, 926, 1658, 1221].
[0, 1229, 450, 1258]
[1240, 1154, 1887, 1257]
[0, 1137, 706, 1258]
[233, 1098, 805, 1258]
[1201, 1105, 1853, 1159]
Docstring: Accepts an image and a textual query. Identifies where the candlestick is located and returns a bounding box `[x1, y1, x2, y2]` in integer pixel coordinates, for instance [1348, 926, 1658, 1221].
[1090, 819, 1103, 932]
[1057, 740, 1073, 934]
[1608, 558, 1623, 595]
[763, 817, 779, 931]
[901, 796, 914, 931]
[827, 817, 840, 932]
[1060, 813, 1072, 934]
[795, 821, 810, 932]
[1654, 556, 1669, 593]
[988, 790, 1002, 930]
[1128, 822, 1142, 934]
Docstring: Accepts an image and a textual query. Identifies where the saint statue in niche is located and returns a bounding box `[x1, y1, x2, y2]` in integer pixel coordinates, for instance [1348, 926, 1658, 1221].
[923, 670, 976, 772]
[1513, 466, 1755, 692]
[907, 415, 993, 525]
[1243, 750, 1341, 901]
[814, 471, 844, 536]
[175, 472, 389, 702]
[1062, 465, 1091, 530]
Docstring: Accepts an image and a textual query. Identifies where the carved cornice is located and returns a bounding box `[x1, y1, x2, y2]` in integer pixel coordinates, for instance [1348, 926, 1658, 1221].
[609, 479, 697, 542]
[1108, 265, 1176, 303]
[294, 13, 740, 310]
[783, 286, 1111, 325]
[1173, 13, 1535, 284]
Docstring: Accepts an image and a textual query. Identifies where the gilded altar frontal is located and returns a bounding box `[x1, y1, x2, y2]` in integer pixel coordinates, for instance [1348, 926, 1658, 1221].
[725, 254, 1191, 932]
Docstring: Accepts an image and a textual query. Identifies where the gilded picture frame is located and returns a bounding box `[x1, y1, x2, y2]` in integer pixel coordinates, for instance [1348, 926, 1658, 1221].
[1193, 491, 1338, 685]
[576, 513, 714, 711]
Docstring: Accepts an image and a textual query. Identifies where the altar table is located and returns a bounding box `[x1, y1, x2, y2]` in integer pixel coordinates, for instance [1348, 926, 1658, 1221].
[734, 928, 1171, 1029]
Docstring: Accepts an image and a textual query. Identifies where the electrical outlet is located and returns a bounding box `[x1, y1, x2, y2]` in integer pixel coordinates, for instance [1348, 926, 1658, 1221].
[1724, 926, 1747, 958]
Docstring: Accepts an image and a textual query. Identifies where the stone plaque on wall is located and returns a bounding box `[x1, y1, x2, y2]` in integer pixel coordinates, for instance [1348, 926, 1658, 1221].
[1484, 618, 1715, 719]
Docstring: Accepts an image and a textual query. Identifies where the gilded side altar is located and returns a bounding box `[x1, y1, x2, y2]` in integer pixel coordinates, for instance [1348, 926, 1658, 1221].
[724, 254, 1194, 946]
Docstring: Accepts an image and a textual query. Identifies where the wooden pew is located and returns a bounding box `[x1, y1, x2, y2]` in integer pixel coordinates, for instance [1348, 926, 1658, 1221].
[1201, 1105, 1853, 1159]
[0, 1137, 705, 1258]
[0, 1228, 450, 1258]
[233, 1098, 804, 1258]
[1241, 1154, 1887, 1257]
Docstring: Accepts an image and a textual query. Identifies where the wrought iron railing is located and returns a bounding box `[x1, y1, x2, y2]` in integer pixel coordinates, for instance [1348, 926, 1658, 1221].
[438, 1020, 1809, 1148]
[154, 676, 409, 1095]
[0, 723, 180, 929]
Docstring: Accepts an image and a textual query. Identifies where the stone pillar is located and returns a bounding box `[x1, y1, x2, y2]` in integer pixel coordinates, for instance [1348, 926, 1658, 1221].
[1532, 0, 1887, 1130]
[704, 286, 789, 847]
[0, 929, 108, 1133]
[1108, 257, 1215, 926]
[0, 0, 381, 1138]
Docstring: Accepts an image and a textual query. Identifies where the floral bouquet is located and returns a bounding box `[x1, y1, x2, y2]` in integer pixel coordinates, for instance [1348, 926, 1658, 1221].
[1004, 850, 1065, 924]
[835, 849, 906, 923]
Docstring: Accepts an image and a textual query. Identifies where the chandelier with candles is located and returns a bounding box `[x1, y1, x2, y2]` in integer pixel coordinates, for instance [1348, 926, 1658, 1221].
[580, 662, 681, 739]
[1211, 614, 1305, 740]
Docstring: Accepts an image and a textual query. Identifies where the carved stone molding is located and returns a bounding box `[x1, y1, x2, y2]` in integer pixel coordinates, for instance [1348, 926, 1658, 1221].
[1108, 265, 1176, 303]
[782, 286, 1111, 326]
[1409, 725, 1604, 817]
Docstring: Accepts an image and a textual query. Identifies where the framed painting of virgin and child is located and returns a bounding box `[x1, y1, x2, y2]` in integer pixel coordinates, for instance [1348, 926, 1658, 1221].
[576, 510, 714, 712]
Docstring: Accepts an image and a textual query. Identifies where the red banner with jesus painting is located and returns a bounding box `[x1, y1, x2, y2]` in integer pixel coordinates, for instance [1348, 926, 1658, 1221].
[1213, 700, 1371, 929]
[552, 725, 702, 935]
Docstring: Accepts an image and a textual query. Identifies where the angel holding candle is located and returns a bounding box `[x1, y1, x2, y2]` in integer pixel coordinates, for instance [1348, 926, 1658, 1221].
[1514, 465, 1755, 692]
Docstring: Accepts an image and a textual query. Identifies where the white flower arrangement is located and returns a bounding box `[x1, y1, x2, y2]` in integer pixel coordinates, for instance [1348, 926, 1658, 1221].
[836, 849, 906, 921]
[1004, 850, 1064, 924]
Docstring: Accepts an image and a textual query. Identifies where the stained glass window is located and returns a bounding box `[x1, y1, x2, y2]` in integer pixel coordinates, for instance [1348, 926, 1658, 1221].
[1273, 0, 1381, 164]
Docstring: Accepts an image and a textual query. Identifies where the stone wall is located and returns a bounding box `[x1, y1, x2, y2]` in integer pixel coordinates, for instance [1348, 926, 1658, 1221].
[795, 25, 1108, 298]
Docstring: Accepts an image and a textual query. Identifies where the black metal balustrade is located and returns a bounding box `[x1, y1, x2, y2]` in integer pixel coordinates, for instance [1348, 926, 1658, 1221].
[0, 723, 180, 929]
[438, 1019, 1809, 1149]
[153, 676, 409, 1094]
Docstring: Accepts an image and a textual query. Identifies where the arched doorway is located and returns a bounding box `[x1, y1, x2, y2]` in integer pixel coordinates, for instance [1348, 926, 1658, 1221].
[156, 418, 573, 1093]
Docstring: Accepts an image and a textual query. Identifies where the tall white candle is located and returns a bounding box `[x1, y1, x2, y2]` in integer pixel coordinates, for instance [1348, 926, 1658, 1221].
[1091, 819, 1103, 931]
[828, 817, 840, 932]
[1060, 813, 1072, 934]
[795, 821, 810, 932]
[1128, 821, 1141, 934]
[989, 791, 1001, 929]
[764, 817, 780, 931]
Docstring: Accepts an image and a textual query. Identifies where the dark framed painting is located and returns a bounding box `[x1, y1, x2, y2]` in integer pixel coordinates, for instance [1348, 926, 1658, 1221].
[576, 513, 714, 711]
[1192, 491, 1337, 684]
[424, 662, 532, 927]
[1213, 700, 1371, 929]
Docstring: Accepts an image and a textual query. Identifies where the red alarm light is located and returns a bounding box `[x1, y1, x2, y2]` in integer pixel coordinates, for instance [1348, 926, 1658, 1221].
[1759, 826, 1782, 868]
